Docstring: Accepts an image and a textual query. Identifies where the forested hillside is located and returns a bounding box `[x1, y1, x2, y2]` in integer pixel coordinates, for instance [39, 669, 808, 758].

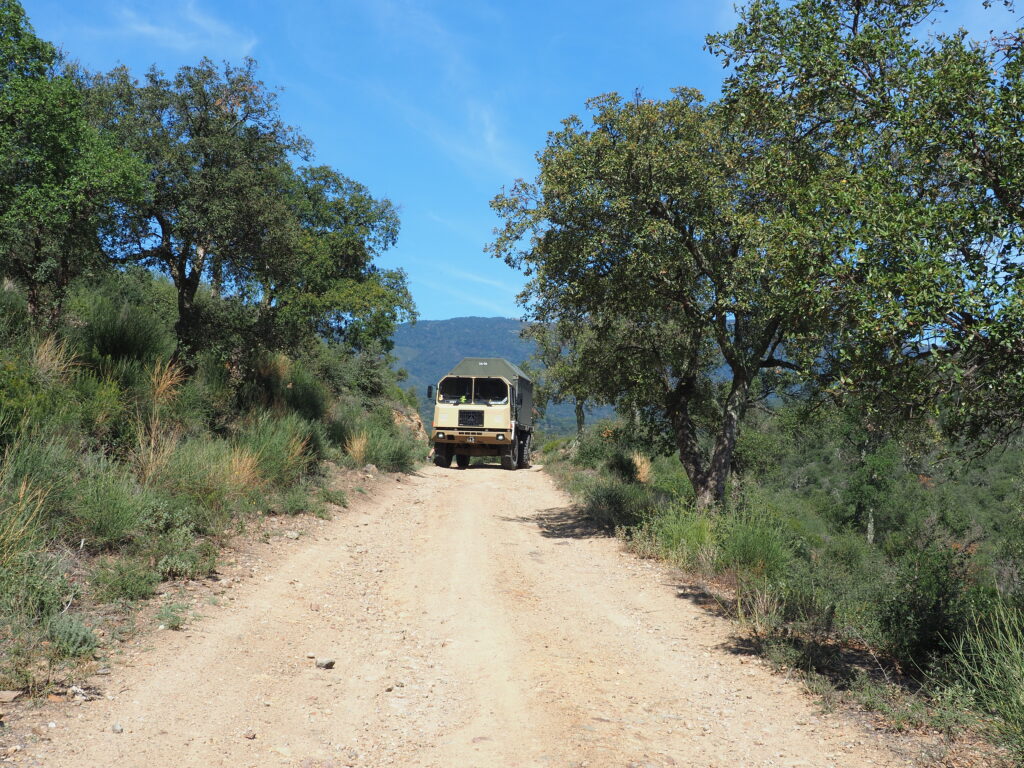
[393, 316, 612, 433]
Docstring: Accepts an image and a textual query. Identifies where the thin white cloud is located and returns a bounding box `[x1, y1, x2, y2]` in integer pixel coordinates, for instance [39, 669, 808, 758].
[436, 265, 517, 292]
[109, 1, 257, 58]
[418, 277, 515, 316]
[354, 0, 525, 179]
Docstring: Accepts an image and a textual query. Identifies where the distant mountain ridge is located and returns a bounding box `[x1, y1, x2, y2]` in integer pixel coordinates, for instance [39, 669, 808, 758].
[391, 316, 611, 434]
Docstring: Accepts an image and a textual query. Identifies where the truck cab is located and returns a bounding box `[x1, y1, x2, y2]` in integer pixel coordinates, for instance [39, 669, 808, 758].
[428, 358, 533, 470]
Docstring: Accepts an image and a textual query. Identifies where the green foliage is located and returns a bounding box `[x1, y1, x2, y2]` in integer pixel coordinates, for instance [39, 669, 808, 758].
[879, 541, 976, 677]
[952, 600, 1024, 759]
[0, 1, 420, 692]
[73, 459, 145, 550]
[45, 614, 97, 658]
[580, 477, 658, 529]
[92, 557, 160, 602]
[320, 488, 348, 508]
[238, 412, 317, 488]
[0, 2, 144, 326]
[717, 512, 793, 583]
[156, 602, 188, 631]
[74, 296, 174, 363]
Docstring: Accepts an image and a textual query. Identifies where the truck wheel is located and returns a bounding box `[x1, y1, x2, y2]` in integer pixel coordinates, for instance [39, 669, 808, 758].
[501, 432, 519, 471]
[433, 450, 452, 468]
[455, 453, 470, 469]
[517, 433, 532, 469]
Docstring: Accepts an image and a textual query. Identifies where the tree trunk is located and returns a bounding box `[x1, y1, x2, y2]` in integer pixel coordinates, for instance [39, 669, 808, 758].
[671, 372, 750, 512]
[575, 400, 585, 434]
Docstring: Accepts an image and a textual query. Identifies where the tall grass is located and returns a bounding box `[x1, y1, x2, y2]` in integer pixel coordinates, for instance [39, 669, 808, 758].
[951, 601, 1024, 758]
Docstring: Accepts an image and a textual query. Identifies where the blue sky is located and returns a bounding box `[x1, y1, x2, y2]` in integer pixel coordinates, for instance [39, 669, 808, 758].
[23, 1, 1019, 320]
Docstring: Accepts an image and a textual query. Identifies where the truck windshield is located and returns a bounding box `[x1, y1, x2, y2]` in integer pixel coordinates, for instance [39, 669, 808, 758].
[473, 378, 508, 405]
[438, 376, 473, 403]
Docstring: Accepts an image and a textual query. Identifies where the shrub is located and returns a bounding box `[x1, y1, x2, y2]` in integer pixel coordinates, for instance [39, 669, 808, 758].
[72, 460, 145, 550]
[92, 557, 161, 602]
[237, 412, 316, 488]
[270, 483, 326, 517]
[717, 512, 793, 582]
[156, 602, 188, 630]
[879, 541, 974, 676]
[148, 528, 217, 580]
[324, 399, 363, 447]
[152, 438, 262, 531]
[75, 297, 174, 363]
[365, 425, 419, 472]
[581, 476, 658, 529]
[651, 502, 717, 569]
[45, 614, 97, 658]
[320, 488, 348, 508]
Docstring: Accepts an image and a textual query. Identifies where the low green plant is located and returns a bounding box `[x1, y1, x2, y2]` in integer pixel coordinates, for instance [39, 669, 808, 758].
[92, 557, 161, 602]
[581, 476, 657, 528]
[156, 602, 188, 631]
[271, 483, 326, 517]
[73, 460, 145, 550]
[320, 488, 348, 508]
[238, 412, 316, 487]
[45, 614, 97, 658]
[148, 528, 217, 580]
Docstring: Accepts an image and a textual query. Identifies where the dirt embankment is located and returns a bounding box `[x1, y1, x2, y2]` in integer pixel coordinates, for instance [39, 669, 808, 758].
[4, 465, 944, 767]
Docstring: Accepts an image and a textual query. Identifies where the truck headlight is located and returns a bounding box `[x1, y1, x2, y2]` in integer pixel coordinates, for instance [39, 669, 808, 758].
[436, 432, 446, 440]
[497, 434, 504, 441]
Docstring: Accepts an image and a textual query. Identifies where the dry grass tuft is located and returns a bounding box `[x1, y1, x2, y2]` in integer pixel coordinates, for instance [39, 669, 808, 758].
[346, 432, 368, 466]
[0, 479, 45, 571]
[228, 448, 262, 495]
[150, 359, 185, 408]
[134, 421, 180, 485]
[32, 335, 77, 384]
[631, 452, 653, 484]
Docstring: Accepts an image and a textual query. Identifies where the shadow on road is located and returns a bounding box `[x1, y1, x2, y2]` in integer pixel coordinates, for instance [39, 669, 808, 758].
[498, 506, 610, 540]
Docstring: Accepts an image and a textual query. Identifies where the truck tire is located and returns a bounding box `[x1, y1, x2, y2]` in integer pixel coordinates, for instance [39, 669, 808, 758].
[433, 450, 452, 468]
[501, 431, 519, 471]
[517, 433, 532, 469]
[455, 453, 470, 469]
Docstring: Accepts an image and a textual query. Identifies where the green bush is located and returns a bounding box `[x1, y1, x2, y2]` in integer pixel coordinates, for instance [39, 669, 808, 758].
[156, 602, 188, 630]
[365, 423, 419, 472]
[45, 614, 97, 658]
[73, 460, 145, 550]
[880, 542, 974, 676]
[238, 412, 317, 488]
[651, 502, 717, 569]
[717, 512, 793, 582]
[270, 483, 326, 517]
[75, 297, 174, 363]
[148, 528, 217, 580]
[581, 476, 658, 528]
[92, 557, 161, 602]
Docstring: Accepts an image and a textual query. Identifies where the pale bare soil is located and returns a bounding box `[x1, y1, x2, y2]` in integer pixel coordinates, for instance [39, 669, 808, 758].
[4, 464, 942, 767]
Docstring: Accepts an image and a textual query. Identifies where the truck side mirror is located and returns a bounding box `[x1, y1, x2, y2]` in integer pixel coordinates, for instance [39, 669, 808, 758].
[426, 385, 434, 400]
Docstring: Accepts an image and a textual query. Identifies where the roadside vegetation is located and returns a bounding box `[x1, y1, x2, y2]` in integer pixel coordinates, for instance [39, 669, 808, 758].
[0, 2, 423, 693]
[541, 415, 1024, 759]
[498, 0, 1024, 761]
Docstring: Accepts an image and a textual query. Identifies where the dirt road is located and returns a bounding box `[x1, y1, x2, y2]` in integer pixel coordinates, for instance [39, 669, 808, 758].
[14, 464, 921, 768]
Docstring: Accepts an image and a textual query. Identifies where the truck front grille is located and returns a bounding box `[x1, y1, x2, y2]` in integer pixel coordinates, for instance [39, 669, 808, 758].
[458, 410, 484, 427]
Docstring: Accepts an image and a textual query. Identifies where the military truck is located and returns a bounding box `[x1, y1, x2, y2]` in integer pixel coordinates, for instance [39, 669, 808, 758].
[427, 358, 533, 470]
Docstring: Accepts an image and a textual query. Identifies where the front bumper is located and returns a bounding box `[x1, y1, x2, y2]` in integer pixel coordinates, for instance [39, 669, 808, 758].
[432, 428, 512, 447]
